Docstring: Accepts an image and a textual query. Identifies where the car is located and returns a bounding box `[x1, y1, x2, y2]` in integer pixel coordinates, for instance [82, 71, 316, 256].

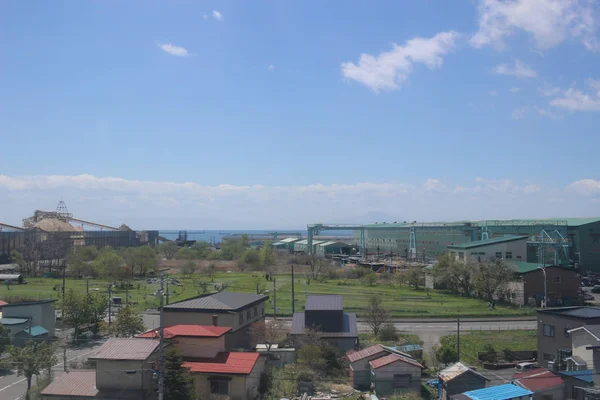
[584, 293, 595, 301]
[592, 286, 600, 294]
[515, 362, 538, 373]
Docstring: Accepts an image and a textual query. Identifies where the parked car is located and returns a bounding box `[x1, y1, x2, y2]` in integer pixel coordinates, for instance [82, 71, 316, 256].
[515, 362, 538, 373]
[592, 286, 600, 294]
[584, 293, 595, 300]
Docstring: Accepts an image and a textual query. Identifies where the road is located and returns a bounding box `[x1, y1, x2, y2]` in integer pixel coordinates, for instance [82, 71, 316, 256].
[0, 340, 105, 400]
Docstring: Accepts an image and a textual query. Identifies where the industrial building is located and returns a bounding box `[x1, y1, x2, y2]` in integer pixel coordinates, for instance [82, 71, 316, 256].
[303, 218, 600, 271]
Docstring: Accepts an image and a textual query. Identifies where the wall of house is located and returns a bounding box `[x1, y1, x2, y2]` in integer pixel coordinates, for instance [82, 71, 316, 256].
[95, 358, 155, 392]
[444, 373, 487, 398]
[164, 302, 266, 333]
[528, 384, 564, 400]
[371, 362, 421, 396]
[506, 281, 526, 306]
[349, 351, 388, 390]
[571, 331, 594, 369]
[245, 356, 266, 399]
[192, 375, 247, 400]
[593, 349, 600, 387]
[523, 268, 581, 308]
[3, 302, 55, 336]
[324, 337, 357, 352]
[175, 336, 225, 358]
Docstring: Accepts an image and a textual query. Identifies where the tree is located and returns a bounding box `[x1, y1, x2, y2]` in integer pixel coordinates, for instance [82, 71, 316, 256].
[8, 341, 57, 399]
[164, 348, 196, 400]
[240, 248, 260, 268]
[175, 247, 195, 261]
[160, 242, 178, 260]
[122, 246, 157, 277]
[111, 305, 146, 337]
[0, 325, 10, 354]
[363, 272, 377, 286]
[473, 261, 516, 301]
[364, 295, 390, 337]
[304, 253, 327, 280]
[250, 320, 287, 354]
[260, 241, 275, 267]
[11, 231, 40, 277]
[401, 267, 423, 290]
[436, 335, 458, 366]
[378, 323, 399, 342]
[93, 251, 125, 282]
[67, 245, 99, 278]
[62, 290, 108, 338]
[297, 344, 326, 372]
[181, 261, 198, 279]
[204, 262, 217, 281]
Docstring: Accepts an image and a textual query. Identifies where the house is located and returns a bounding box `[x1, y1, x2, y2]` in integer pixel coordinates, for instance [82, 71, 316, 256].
[183, 352, 265, 400]
[447, 235, 528, 263]
[565, 325, 600, 371]
[438, 362, 490, 400]
[0, 299, 56, 345]
[162, 292, 269, 349]
[41, 338, 161, 400]
[537, 307, 600, 370]
[452, 384, 533, 400]
[506, 263, 581, 307]
[513, 368, 564, 400]
[137, 324, 266, 400]
[369, 353, 423, 396]
[558, 370, 594, 400]
[290, 295, 358, 352]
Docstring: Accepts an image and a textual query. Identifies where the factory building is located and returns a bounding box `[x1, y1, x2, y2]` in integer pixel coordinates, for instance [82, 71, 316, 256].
[348, 218, 600, 271]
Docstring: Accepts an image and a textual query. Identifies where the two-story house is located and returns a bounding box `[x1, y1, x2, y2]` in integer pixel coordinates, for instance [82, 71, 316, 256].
[163, 292, 269, 349]
[0, 299, 56, 346]
[537, 307, 600, 370]
[41, 338, 161, 400]
[290, 295, 358, 352]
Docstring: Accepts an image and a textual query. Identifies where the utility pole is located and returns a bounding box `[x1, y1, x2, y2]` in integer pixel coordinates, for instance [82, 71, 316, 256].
[86, 278, 89, 295]
[126, 286, 129, 306]
[166, 279, 170, 305]
[457, 316, 460, 361]
[63, 346, 67, 372]
[291, 264, 295, 314]
[158, 274, 165, 400]
[108, 284, 112, 327]
[273, 278, 277, 320]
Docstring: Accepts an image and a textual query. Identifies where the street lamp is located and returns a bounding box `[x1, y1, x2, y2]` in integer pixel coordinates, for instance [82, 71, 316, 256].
[537, 266, 547, 308]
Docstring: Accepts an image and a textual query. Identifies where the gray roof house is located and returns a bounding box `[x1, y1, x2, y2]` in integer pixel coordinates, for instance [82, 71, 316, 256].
[163, 292, 269, 349]
[0, 299, 56, 346]
[290, 295, 358, 352]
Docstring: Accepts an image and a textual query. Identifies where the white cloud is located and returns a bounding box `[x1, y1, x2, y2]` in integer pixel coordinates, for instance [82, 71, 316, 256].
[158, 43, 188, 57]
[267, 65, 275, 71]
[470, 0, 599, 51]
[489, 90, 499, 96]
[212, 10, 223, 21]
[539, 84, 561, 96]
[511, 106, 528, 119]
[494, 59, 537, 78]
[1, 175, 598, 229]
[533, 105, 562, 119]
[550, 79, 600, 111]
[341, 30, 461, 92]
[509, 87, 521, 93]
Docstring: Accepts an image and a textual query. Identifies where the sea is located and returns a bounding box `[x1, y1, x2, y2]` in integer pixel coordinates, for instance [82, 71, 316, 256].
[158, 230, 354, 243]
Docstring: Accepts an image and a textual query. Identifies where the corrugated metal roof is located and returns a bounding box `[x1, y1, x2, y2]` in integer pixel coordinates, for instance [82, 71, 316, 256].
[514, 368, 563, 392]
[90, 338, 160, 360]
[369, 353, 423, 369]
[347, 345, 386, 363]
[24, 325, 49, 336]
[137, 325, 231, 339]
[0, 300, 8, 307]
[364, 218, 600, 228]
[280, 238, 301, 243]
[2, 299, 56, 307]
[559, 369, 594, 383]
[439, 362, 489, 382]
[396, 344, 424, 352]
[306, 295, 343, 311]
[316, 241, 351, 247]
[165, 292, 268, 311]
[0, 317, 28, 325]
[463, 383, 533, 400]
[272, 242, 286, 246]
[41, 370, 98, 397]
[447, 235, 527, 250]
[539, 307, 600, 319]
[290, 312, 358, 337]
[183, 352, 260, 374]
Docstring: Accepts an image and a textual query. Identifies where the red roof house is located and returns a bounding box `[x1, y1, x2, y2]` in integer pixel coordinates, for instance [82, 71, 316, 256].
[514, 368, 564, 398]
[137, 324, 231, 339]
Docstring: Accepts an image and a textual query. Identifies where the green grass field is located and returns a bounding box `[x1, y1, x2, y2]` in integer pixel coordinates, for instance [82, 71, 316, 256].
[443, 330, 537, 364]
[0, 272, 536, 318]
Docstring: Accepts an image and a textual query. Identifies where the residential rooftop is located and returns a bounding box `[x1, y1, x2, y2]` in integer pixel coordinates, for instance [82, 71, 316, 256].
[305, 295, 343, 311]
[41, 370, 98, 397]
[462, 383, 533, 400]
[137, 325, 231, 339]
[559, 369, 594, 383]
[164, 292, 268, 312]
[369, 353, 423, 369]
[538, 306, 600, 319]
[439, 362, 489, 383]
[347, 344, 387, 363]
[514, 368, 563, 392]
[183, 352, 260, 374]
[90, 338, 160, 361]
[1, 299, 56, 307]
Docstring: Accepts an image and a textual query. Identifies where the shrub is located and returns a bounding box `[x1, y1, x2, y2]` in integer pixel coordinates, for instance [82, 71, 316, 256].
[378, 323, 399, 342]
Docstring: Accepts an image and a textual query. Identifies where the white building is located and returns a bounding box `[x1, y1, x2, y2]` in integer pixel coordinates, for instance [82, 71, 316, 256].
[447, 235, 528, 263]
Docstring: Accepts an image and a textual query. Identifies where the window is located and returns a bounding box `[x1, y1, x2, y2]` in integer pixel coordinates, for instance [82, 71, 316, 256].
[247, 309, 252, 320]
[495, 252, 502, 259]
[261, 307, 265, 316]
[239, 313, 244, 324]
[543, 324, 555, 337]
[553, 277, 561, 283]
[254, 307, 258, 317]
[210, 380, 229, 394]
[393, 374, 411, 388]
[517, 255, 522, 260]
[505, 252, 512, 259]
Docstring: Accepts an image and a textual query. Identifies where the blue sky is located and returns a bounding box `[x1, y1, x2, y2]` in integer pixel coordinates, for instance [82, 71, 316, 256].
[1, 0, 600, 229]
